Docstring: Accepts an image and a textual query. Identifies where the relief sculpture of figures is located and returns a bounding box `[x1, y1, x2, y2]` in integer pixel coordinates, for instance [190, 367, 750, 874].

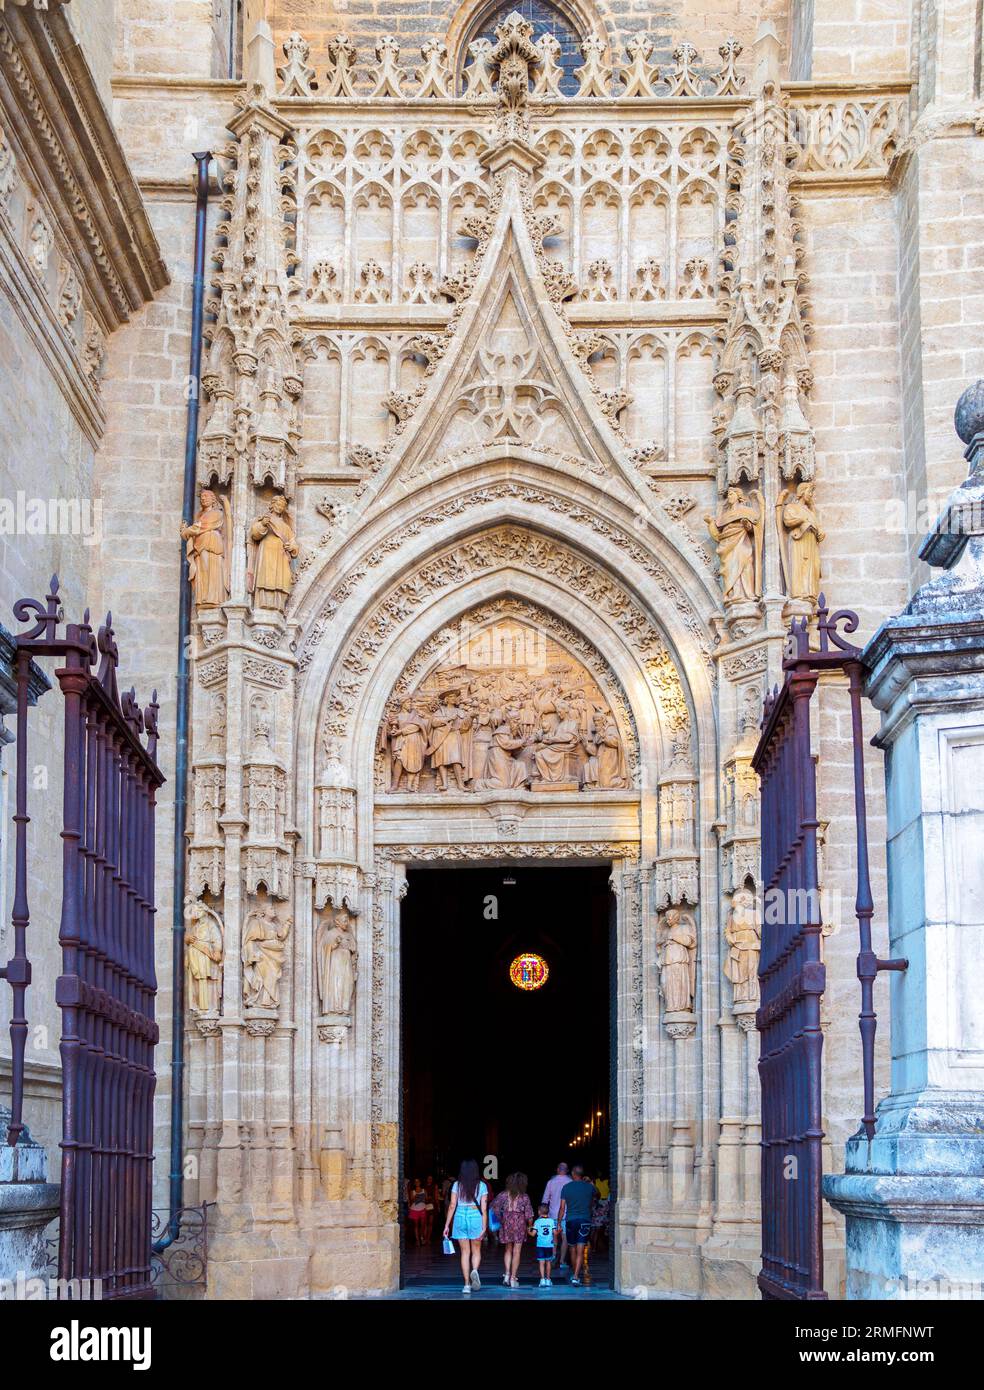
[724, 886, 761, 1005]
[315, 906, 359, 1016]
[531, 698, 580, 784]
[425, 687, 472, 791]
[383, 698, 430, 792]
[184, 896, 224, 1014]
[242, 901, 290, 1010]
[777, 481, 824, 602]
[475, 710, 530, 789]
[248, 494, 299, 612]
[657, 907, 698, 1014]
[377, 621, 636, 795]
[705, 487, 764, 603]
[181, 487, 231, 611]
[581, 712, 628, 789]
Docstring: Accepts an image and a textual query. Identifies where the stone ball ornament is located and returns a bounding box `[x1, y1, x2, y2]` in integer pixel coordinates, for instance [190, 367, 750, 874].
[954, 377, 984, 450]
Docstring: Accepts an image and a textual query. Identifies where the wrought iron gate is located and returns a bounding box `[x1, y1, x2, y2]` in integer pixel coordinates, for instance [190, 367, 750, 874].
[753, 597, 904, 1300]
[3, 579, 164, 1298]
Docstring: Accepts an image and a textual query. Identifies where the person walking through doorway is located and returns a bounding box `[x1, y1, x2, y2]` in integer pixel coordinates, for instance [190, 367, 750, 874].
[444, 1158, 489, 1293]
[541, 1161, 571, 1268]
[407, 1177, 428, 1245]
[531, 1203, 558, 1287]
[557, 1165, 595, 1286]
[491, 1172, 534, 1288]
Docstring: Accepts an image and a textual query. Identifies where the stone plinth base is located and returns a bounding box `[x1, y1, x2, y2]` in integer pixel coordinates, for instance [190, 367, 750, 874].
[824, 1091, 984, 1299]
[0, 1114, 59, 1288]
[203, 1200, 399, 1300]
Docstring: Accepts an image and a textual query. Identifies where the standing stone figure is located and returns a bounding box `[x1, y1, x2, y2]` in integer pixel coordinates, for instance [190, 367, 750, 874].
[184, 896, 224, 1014]
[778, 481, 825, 602]
[657, 907, 698, 1014]
[181, 487, 231, 610]
[581, 713, 628, 789]
[426, 688, 472, 792]
[386, 698, 429, 792]
[704, 487, 764, 602]
[316, 907, 359, 1016]
[242, 902, 290, 1010]
[724, 886, 761, 1005]
[248, 494, 299, 611]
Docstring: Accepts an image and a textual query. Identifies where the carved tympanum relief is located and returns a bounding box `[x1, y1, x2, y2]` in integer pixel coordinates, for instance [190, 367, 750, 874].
[377, 619, 631, 794]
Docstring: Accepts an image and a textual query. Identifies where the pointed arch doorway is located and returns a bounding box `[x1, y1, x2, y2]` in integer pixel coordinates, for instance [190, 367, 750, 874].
[399, 860, 617, 1291]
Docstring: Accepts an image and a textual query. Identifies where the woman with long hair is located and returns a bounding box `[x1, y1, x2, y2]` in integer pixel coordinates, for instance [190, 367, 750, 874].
[407, 1177, 427, 1246]
[491, 1172, 534, 1288]
[443, 1158, 488, 1293]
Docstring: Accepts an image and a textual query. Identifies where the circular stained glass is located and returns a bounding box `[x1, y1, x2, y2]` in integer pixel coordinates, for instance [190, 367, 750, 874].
[509, 952, 549, 991]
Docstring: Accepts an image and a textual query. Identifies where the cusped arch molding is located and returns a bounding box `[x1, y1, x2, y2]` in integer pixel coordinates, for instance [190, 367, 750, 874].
[375, 600, 639, 793]
[294, 473, 717, 679]
[311, 525, 695, 774]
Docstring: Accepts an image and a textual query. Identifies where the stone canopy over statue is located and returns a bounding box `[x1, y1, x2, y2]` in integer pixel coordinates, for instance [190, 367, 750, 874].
[377, 620, 632, 793]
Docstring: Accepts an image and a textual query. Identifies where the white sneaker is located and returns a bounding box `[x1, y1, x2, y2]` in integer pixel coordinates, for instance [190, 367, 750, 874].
[538, 1278, 547, 1287]
[470, 1268, 481, 1289]
[462, 1284, 471, 1293]
[546, 1278, 553, 1286]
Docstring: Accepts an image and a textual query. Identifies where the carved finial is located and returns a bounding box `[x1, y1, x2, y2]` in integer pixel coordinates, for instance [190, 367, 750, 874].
[324, 33, 357, 97]
[369, 34, 404, 97]
[955, 379, 984, 464]
[574, 35, 612, 98]
[620, 33, 660, 99]
[277, 32, 317, 97]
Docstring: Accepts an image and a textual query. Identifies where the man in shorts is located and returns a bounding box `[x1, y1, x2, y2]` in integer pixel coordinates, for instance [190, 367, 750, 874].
[557, 1165, 595, 1285]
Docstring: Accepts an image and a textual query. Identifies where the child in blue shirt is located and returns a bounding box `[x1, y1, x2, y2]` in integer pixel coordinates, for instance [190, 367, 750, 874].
[531, 1203, 557, 1287]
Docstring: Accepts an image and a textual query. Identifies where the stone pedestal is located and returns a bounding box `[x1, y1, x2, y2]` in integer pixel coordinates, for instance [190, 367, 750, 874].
[0, 1108, 59, 1292]
[824, 384, 984, 1299]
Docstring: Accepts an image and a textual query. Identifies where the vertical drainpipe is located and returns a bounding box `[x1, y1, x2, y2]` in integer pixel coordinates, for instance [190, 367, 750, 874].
[155, 151, 212, 1252]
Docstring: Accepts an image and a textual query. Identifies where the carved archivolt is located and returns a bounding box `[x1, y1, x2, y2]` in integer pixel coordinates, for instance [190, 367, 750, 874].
[314, 526, 694, 761]
[298, 481, 714, 675]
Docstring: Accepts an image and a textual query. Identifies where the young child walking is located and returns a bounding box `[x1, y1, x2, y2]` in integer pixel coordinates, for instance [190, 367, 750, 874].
[531, 1202, 557, 1287]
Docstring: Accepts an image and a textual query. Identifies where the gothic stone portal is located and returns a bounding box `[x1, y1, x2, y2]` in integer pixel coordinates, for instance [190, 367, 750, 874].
[181, 28, 783, 1297]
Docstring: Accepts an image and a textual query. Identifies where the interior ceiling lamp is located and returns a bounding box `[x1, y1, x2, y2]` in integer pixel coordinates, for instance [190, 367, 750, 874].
[509, 952, 549, 991]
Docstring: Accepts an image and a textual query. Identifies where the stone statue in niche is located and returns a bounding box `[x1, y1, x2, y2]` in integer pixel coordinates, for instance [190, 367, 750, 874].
[777, 481, 824, 602]
[208, 691, 226, 746]
[184, 896, 224, 1014]
[248, 494, 299, 612]
[242, 901, 290, 1010]
[724, 886, 761, 1005]
[425, 687, 473, 792]
[250, 694, 273, 750]
[657, 907, 698, 1014]
[704, 487, 764, 602]
[316, 906, 359, 1016]
[181, 488, 231, 610]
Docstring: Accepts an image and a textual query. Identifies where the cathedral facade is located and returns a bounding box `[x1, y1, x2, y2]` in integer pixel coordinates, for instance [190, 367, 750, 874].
[2, 0, 983, 1299]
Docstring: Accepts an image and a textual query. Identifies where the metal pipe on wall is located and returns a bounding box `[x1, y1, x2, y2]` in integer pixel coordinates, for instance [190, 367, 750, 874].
[154, 150, 212, 1253]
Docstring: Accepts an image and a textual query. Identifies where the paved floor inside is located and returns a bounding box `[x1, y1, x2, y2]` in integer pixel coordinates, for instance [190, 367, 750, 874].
[367, 1237, 625, 1301]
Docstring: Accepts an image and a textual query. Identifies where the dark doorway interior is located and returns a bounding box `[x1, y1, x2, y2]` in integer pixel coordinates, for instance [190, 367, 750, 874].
[401, 863, 613, 1280]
